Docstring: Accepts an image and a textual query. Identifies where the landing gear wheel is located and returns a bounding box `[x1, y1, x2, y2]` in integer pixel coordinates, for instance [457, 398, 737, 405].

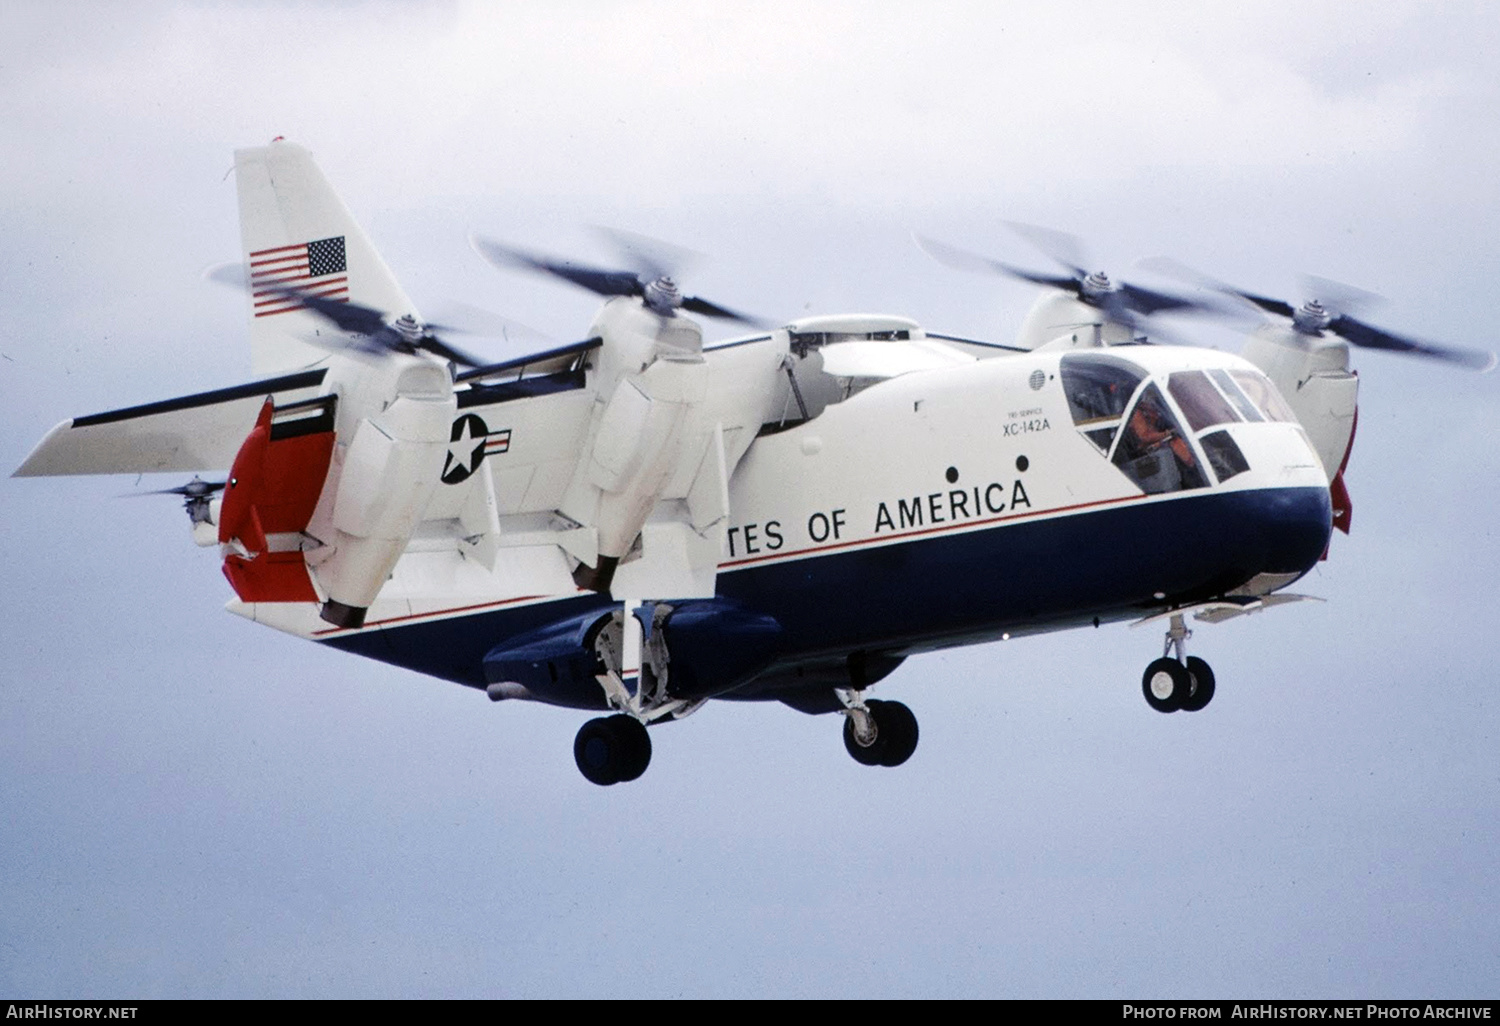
[573, 714, 653, 785]
[608, 714, 652, 782]
[1180, 656, 1216, 712]
[873, 700, 919, 767]
[844, 707, 887, 766]
[843, 699, 920, 767]
[1142, 657, 1191, 713]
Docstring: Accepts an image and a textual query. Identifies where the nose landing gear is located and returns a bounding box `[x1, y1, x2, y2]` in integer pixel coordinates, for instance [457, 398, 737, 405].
[839, 694, 920, 767]
[1142, 613, 1215, 713]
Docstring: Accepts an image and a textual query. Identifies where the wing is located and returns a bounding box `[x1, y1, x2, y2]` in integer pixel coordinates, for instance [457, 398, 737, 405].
[14, 368, 328, 477]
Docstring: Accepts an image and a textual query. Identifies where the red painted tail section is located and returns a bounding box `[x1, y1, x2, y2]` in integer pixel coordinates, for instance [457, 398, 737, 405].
[219, 397, 335, 602]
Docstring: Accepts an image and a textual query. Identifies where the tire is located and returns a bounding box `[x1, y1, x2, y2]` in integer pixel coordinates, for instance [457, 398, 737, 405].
[1142, 657, 1190, 713]
[1180, 657, 1216, 712]
[574, 717, 622, 785]
[843, 704, 887, 766]
[873, 700, 919, 767]
[608, 714, 652, 782]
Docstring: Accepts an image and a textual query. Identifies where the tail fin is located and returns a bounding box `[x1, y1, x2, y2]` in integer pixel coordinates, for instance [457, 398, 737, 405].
[234, 139, 418, 375]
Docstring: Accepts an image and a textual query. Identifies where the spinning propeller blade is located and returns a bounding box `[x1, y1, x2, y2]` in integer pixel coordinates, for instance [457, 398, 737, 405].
[916, 225, 1214, 327]
[1139, 258, 1497, 373]
[122, 476, 226, 500]
[469, 232, 769, 328]
[206, 263, 485, 368]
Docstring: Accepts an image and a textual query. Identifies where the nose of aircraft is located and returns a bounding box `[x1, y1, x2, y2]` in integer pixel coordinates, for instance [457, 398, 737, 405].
[1248, 485, 1333, 577]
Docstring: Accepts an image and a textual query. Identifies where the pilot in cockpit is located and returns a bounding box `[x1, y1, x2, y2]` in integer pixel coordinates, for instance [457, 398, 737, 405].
[1114, 387, 1205, 493]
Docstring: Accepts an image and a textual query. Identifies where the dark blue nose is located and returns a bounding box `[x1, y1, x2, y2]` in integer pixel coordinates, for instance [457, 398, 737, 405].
[1241, 485, 1334, 577]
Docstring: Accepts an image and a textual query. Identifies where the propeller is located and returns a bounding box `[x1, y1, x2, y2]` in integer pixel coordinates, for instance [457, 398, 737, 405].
[126, 476, 226, 500]
[1139, 257, 1497, 373]
[266, 284, 486, 368]
[205, 263, 486, 369]
[469, 232, 770, 328]
[915, 222, 1218, 332]
[123, 475, 225, 524]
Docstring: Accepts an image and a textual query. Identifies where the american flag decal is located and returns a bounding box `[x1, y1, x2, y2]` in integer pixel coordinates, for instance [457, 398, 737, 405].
[249, 236, 348, 318]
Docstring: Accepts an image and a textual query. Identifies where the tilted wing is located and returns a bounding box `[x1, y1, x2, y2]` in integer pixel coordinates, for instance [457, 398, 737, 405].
[14, 369, 328, 477]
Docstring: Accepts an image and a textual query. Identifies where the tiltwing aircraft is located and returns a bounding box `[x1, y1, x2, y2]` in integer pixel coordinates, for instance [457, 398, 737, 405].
[15, 140, 1493, 784]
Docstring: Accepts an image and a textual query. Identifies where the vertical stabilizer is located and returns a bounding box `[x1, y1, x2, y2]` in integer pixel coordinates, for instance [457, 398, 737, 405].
[235, 139, 418, 375]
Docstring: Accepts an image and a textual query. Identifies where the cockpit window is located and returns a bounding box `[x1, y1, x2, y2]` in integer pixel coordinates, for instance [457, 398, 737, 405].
[1060, 354, 1147, 424]
[1111, 383, 1208, 494]
[1060, 353, 1147, 454]
[1168, 370, 1240, 432]
[1207, 369, 1263, 423]
[1229, 369, 1296, 422]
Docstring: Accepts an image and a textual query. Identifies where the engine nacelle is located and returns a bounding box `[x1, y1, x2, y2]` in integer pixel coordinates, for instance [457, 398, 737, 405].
[1019, 291, 1136, 350]
[313, 385, 454, 628]
[560, 297, 710, 593]
[1242, 326, 1359, 534]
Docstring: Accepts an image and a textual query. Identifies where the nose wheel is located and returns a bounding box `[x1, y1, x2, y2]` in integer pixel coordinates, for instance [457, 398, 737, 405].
[841, 697, 920, 767]
[1142, 614, 1215, 713]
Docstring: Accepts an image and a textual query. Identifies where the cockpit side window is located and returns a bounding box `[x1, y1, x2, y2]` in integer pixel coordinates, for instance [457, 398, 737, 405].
[1168, 370, 1239, 432]
[1060, 354, 1148, 454]
[1110, 383, 1208, 494]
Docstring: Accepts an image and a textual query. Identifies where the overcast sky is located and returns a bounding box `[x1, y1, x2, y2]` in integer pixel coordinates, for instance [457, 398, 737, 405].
[3, 1, 1498, 999]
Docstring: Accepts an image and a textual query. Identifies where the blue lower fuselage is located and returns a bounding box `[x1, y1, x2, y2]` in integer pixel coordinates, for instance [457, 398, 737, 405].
[323, 483, 1332, 709]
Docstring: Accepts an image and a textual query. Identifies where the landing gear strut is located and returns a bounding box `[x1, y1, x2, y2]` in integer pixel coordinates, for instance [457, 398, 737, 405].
[838, 693, 919, 767]
[1142, 613, 1215, 713]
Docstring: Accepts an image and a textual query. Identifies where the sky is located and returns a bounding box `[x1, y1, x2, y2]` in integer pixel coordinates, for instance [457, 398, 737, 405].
[2, 0, 1499, 999]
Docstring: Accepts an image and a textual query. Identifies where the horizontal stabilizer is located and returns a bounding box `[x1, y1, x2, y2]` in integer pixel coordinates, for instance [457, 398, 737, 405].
[13, 369, 327, 477]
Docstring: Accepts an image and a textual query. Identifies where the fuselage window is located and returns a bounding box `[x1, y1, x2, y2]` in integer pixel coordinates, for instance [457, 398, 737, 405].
[1060, 353, 1147, 453]
[1110, 383, 1208, 494]
[1168, 370, 1240, 432]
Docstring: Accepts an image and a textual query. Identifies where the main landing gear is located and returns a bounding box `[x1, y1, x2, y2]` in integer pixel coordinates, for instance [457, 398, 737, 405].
[838, 692, 920, 767]
[571, 601, 707, 786]
[573, 714, 653, 786]
[1142, 612, 1215, 713]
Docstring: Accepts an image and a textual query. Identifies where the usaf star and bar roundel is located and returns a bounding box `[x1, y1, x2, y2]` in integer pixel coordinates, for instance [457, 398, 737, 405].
[441, 413, 511, 485]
